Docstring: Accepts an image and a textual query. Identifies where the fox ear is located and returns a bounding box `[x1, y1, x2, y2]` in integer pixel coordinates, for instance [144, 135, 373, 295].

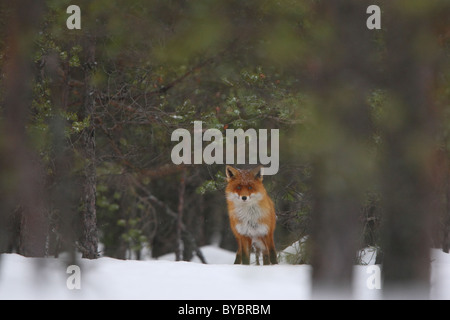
[251, 165, 263, 181]
[226, 166, 239, 181]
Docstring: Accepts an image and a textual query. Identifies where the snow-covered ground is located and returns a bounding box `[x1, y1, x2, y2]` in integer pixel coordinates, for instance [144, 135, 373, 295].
[0, 245, 449, 299]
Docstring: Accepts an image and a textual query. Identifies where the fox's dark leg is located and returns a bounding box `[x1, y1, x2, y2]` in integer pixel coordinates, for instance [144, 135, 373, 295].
[263, 235, 278, 265]
[234, 237, 242, 264]
[268, 237, 278, 265]
[269, 248, 278, 264]
[241, 237, 252, 265]
[234, 252, 242, 264]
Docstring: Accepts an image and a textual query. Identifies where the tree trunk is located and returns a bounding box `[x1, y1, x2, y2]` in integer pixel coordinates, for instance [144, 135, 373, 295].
[443, 166, 450, 253]
[0, 0, 47, 257]
[176, 169, 187, 261]
[80, 36, 99, 259]
[45, 50, 79, 262]
[308, 0, 378, 298]
[379, 3, 443, 299]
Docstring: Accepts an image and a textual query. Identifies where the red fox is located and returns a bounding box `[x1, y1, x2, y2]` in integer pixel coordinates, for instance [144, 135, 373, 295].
[225, 165, 278, 265]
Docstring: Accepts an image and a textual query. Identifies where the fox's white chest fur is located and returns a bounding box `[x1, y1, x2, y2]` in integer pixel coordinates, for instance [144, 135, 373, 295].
[227, 192, 269, 238]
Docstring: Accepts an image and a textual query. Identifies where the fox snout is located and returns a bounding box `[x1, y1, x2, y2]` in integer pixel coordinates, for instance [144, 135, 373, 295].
[231, 193, 251, 201]
[226, 191, 259, 204]
[233, 192, 263, 203]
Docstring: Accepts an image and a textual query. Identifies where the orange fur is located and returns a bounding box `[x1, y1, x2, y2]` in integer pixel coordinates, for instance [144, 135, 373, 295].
[225, 165, 277, 265]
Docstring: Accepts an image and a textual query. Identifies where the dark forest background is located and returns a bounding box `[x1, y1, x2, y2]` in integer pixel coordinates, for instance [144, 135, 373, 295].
[0, 0, 449, 297]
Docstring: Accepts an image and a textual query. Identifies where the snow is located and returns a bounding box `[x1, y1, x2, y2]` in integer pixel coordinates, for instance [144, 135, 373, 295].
[431, 249, 450, 300]
[0, 246, 449, 300]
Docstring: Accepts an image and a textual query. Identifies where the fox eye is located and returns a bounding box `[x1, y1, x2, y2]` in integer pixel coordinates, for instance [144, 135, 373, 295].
[248, 186, 252, 190]
[237, 186, 241, 190]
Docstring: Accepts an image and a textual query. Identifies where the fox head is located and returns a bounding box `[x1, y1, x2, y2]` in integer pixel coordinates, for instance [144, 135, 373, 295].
[225, 165, 266, 203]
